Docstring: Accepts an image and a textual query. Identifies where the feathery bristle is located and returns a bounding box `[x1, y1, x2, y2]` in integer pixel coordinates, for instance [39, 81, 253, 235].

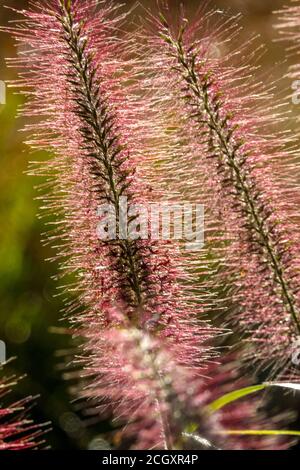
[0, 366, 48, 450]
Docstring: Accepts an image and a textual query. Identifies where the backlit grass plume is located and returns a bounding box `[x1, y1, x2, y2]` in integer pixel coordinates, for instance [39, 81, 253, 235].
[5, 0, 218, 446]
[6, 0, 216, 364]
[141, 3, 300, 379]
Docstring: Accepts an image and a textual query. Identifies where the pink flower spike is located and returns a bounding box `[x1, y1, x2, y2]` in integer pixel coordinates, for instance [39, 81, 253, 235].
[140, 3, 300, 380]
[5, 0, 218, 364]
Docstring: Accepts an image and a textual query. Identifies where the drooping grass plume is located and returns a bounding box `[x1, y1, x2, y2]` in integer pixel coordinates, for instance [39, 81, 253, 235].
[0, 366, 48, 450]
[141, 3, 300, 379]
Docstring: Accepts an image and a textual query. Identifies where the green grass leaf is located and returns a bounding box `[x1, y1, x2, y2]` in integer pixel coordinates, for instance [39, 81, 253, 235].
[207, 382, 300, 414]
[207, 385, 266, 413]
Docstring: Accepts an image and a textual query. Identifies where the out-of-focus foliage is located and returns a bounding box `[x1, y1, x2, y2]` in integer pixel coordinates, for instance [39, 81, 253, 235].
[0, 0, 298, 449]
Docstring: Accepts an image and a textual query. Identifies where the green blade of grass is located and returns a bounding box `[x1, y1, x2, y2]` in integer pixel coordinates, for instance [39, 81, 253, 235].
[207, 382, 300, 414]
[206, 385, 266, 414]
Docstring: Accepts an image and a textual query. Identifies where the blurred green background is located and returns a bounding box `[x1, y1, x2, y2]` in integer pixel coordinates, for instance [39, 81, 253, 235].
[0, 0, 298, 449]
